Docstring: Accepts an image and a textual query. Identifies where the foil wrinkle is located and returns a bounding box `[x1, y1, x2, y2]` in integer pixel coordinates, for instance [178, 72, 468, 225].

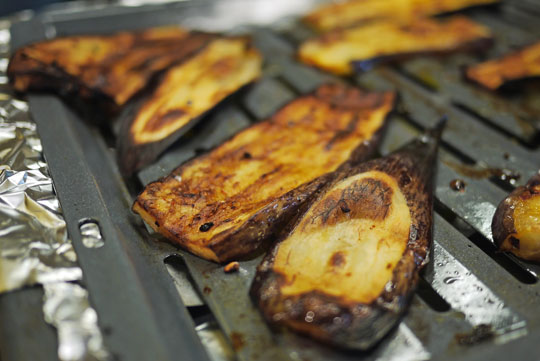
[0, 14, 108, 361]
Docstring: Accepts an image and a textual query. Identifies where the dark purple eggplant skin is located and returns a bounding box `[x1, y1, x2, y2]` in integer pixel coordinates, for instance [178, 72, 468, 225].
[250, 119, 445, 350]
[492, 171, 540, 255]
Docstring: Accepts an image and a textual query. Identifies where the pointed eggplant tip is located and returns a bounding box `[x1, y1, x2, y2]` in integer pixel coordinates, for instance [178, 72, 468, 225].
[423, 116, 447, 144]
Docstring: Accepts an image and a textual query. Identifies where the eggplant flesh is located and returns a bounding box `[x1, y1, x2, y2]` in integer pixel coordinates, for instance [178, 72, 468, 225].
[465, 41, 540, 91]
[7, 26, 215, 114]
[298, 16, 492, 75]
[133, 84, 396, 263]
[492, 171, 540, 261]
[250, 121, 444, 349]
[117, 37, 263, 175]
[303, 0, 499, 31]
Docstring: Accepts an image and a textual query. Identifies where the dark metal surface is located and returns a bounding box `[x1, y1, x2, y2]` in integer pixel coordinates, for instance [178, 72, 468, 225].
[0, 287, 59, 361]
[3, 1, 540, 361]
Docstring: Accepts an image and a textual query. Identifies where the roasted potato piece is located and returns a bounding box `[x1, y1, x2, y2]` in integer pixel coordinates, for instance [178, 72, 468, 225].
[7, 26, 216, 114]
[492, 171, 540, 261]
[117, 37, 263, 175]
[303, 0, 499, 32]
[465, 41, 540, 91]
[298, 16, 492, 75]
[250, 120, 445, 349]
[133, 84, 396, 263]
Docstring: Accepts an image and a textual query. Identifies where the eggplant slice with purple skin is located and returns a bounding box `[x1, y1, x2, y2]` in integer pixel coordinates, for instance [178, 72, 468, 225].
[250, 119, 445, 349]
[492, 171, 540, 262]
[117, 37, 263, 175]
[133, 83, 396, 263]
[298, 16, 492, 75]
[465, 41, 540, 91]
[7, 27, 216, 116]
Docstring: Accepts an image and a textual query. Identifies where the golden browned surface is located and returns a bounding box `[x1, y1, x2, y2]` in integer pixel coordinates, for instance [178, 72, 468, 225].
[250, 121, 443, 349]
[133, 84, 395, 262]
[465, 41, 540, 90]
[273, 171, 411, 304]
[8, 26, 215, 110]
[303, 0, 499, 32]
[299, 16, 492, 75]
[494, 172, 540, 261]
[128, 37, 262, 145]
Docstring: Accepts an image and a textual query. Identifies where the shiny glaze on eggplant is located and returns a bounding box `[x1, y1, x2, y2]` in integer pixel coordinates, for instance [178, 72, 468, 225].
[133, 84, 396, 263]
[492, 171, 540, 261]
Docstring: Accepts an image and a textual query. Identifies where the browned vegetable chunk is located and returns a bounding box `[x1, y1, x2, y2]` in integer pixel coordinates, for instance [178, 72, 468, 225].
[303, 0, 499, 32]
[250, 120, 444, 349]
[117, 37, 262, 174]
[133, 84, 396, 263]
[492, 171, 540, 261]
[465, 42, 540, 91]
[7, 26, 216, 114]
[298, 16, 492, 75]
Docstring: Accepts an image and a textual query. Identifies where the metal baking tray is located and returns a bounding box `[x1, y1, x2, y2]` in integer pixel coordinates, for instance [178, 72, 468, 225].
[2, 1, 540, 360]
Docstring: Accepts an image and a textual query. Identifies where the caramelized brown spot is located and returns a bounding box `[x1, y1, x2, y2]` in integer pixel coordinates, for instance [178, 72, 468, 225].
[329, 251, 346, 268]
[311, 177, 393, 226]
[316, 84, 384, 110]
[143, 108, 185, 132]
[386, 263, 392, 269]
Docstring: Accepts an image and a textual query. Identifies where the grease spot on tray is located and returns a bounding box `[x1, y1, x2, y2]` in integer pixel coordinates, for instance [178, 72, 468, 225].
[455, 324, 494, 346]
[230, 331, 245, 351]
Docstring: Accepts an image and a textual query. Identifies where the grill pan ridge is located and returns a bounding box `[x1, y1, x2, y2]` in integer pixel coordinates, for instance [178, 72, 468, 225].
[2, 1, 540, 360]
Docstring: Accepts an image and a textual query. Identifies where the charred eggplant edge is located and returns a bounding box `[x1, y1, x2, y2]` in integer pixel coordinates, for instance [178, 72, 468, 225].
[492, 171, 540, 252]
[250, 120, 443, 349]
[116, 38, 261, 176]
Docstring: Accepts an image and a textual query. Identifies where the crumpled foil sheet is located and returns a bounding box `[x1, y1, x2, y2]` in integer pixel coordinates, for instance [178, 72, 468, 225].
[43, 282, 109, 361]
[0, 15, 108, 361]
[0, 30, 82, 294]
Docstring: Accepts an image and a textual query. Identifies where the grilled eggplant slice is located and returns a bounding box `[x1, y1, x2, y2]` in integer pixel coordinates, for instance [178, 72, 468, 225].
[7, 26, 216, 114]
[298, 16, 492, 75]
[133, 84, 396, 263]
[250, 120, 445, 349]
[492, 171, 540, 261]
[465, 41, 540, 91]
[303, 0, 499, 32]
[117, 37, 263, 175]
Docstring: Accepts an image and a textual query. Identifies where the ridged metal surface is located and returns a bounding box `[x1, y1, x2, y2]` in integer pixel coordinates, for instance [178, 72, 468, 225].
[3, 1, 540, 360]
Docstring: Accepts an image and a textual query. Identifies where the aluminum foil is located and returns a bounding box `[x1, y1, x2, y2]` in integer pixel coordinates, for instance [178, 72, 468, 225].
[0, 30, 82, 294]
[0, 14, 108, 361]
[43, 282, 109, 361]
